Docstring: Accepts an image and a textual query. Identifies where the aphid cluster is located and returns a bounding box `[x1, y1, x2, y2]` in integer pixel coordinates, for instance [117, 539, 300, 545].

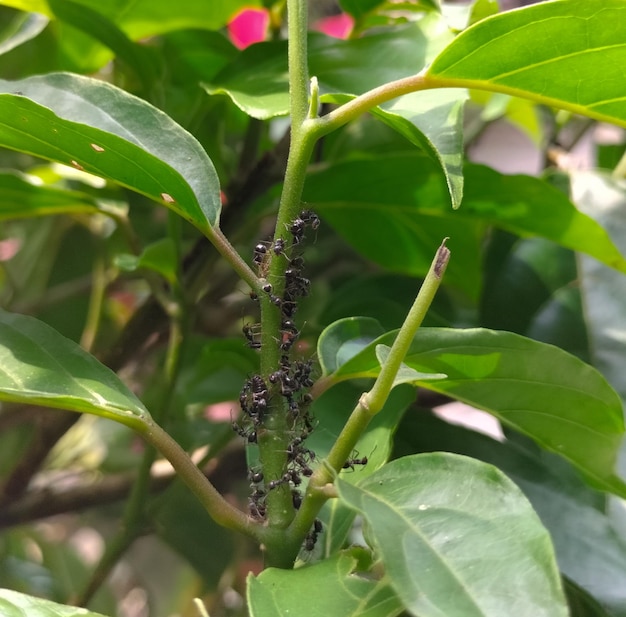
[234, 210, 322, 534]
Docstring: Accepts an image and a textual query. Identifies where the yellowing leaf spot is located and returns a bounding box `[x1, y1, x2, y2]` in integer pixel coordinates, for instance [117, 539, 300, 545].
[90, 143, 105, 152]
[161, 193, 175, 204]
[71, 160, 85, 171]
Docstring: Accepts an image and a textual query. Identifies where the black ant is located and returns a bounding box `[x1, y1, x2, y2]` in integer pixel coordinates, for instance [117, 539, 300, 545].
[249, 488, 267, 519]
[253, 243, 267, 265]
[299, 209, 320, 230]
[342, 455, 368, 471]
[292, 489, 302, 510]
[289, 218, 306, 244]
[273, 237, 287, 256]
[248, 469, 264, 484]
[243, 323, 261, 349]
[303, 518, 323, 551]
[280, 329, 299, 352]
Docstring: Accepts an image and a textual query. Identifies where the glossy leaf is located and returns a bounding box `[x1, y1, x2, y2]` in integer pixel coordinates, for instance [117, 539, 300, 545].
[0, 170, 100, 220]
[248, 551, 403, 617]
[0, 588, 109, 616]
[573, 171, 626, 402]
[324, 89, 467, 208]
[395, 412, 626, 616]
[0, 73, 221, 231]
[317, 316, 385, 377]
[427, 0, 626, 129]
[376, 344, 447, 386]
[205, 22, 467, 207]
[303, 155, 626, 299]
[0, 309, 149, 427]
[331, 326, 626, 495]
[337, 453, 568, 617]
[0, 11, 48, 56]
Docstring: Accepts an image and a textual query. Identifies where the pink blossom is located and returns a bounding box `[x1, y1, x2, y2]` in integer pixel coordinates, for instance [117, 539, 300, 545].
[315, 13, 354, 39]
[228, 7, 270, 49]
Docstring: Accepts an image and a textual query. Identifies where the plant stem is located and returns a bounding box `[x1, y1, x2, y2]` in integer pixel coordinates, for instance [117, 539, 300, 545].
[257, 0, 315, 545]
[310, 72, 431, 138]
[142, 419, 256, 537]
[287, 240, 450, 556]
[205, 226, 261, 293]
[287, 0, 309, 129]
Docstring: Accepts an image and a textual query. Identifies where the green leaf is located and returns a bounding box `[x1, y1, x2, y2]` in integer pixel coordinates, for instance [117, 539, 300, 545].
[394, 412, 626, 616]
[248, 551, 403, 617]
[427, 0, 626, 129]
[337, 453, 568, 617]
[442, 0, 499, 31]
[324, 89, 467, 209]
[0, 588, 110, 617]
[303, 155, 626, 298]
[0, 73, 221, 231]
[0, 11, 48, 56]
[332, 327, 626, 496]
[204, 21, 467, 207]
[564, 579, 615, 617]
[47, 0, 158, 92]
[317, 316, 385, 377]
[375, 344, 447, 386]
[338, 0, 386, 19]
[0, 170, 101, 220]
[115, 238, 178, 284]
[7, 0, 259, 70]
[481, 234, 589, 360]
[0, 309, 149, 427]
[573, 171, 626, 402]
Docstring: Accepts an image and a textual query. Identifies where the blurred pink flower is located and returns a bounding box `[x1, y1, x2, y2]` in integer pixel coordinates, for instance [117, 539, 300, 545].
[315, 13, 354, 39]
[228, 7, 270, 49]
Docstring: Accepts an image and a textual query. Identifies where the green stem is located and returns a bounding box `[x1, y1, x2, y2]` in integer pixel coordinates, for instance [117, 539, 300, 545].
[287, 0, 309, 128]
[257, 0, 315, 544]
[205, 226, 261, 293]
[311, 72, 431, 138]
[141, 419, 256, 537]
[287, 240, 450, 555]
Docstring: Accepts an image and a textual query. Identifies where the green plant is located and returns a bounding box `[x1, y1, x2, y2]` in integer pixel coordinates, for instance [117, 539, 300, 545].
[1, 0, 626, 615]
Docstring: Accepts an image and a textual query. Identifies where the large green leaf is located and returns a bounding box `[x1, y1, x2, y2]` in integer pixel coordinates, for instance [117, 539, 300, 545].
[0, 73, 221, 231]
[303, 155, 626, 299]
[205, 22, 468, 207]
[0, 10, 47, 56]
[0, 170, 101, 220]
[427, 0, 626, 129]
[573, 171, 626, 402]
[395, 412, 626, 616]
[0, 588, 109, 616]
[337, 453, 568, 617]
[481, 234, 589, 361]
[0, 309, 149, 427]
[47, 0, 158, 92]
[330, 326, 626, 496]
[248, 551, 403, 617]
[1, 0, 258, 70]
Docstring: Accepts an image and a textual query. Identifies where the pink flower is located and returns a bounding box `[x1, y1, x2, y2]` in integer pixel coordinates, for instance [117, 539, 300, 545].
[228, 7, 270, 49]
[315, 13, 354, 39]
